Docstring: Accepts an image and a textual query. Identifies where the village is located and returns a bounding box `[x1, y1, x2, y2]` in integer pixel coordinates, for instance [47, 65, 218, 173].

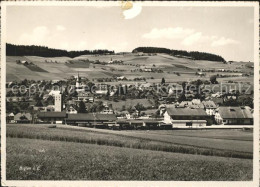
[6, 70, 254, 130]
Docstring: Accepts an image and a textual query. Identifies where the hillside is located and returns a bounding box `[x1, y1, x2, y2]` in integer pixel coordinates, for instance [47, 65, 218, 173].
[6, 53, 253, 84]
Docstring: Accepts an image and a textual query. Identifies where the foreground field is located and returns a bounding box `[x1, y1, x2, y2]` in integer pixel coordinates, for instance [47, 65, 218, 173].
[7, 138, 253, 180]
[7, 124, 253, 158]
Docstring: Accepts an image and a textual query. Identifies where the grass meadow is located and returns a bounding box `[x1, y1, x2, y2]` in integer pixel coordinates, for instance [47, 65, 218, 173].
[7, 138, 253, 180]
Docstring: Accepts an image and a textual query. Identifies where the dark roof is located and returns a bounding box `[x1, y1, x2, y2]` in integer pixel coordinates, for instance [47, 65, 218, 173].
[218, 107, 253, 119]
[211, 98, 224, 104]
[67, 113, 95, 121]
[38, 111, 67, 118]
[202, 101, 217, 109]
[67, 113, 117, 121]
[95, 114, 117, 121]
[166, 107, 207, 117]
[14, 113, 32, 121]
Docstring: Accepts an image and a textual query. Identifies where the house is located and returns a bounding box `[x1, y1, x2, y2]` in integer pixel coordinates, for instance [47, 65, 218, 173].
[6, 113, 15, 123]
[77, 92, 94, 103]
[37, 111, 67, 124]
[139, 83, 152, 91]
[14, 113, 32, 123]
[178, 100, 204, 109]
[66, 105, 78, 114]
[215, 106, 253, 125]
[143, 67, 152, 72]
[21, 60, 29, 65]
[211, 97, 224, 105]
[164, 107, 208, 127]
[202, 100, 217, 116]
[116, 76, 127, 81]
[48, 90, 61, 96]
[95, 84, 108, 95]
[100, 103, 114, 114]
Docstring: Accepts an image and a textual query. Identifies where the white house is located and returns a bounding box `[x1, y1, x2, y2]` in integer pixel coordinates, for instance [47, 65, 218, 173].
[164, 107, 208, 128]
[202, 100, 217, 116]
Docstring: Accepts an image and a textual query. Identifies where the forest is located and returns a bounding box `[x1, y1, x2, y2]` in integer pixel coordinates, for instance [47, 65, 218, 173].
[133, 47, 226, 62]
[6, 43, 115, 58]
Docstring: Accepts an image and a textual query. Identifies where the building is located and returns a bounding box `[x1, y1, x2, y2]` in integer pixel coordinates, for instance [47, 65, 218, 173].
[66, 105, 78, 114]
[66, 113, 117, 128]
[215, 106, 253, 125]
[164, 107, 208, 127]
[6, 113, 15, 123]
[37, 111, 67, 124]
[54, 93, 63, 112]
[75, 73, 86, 92]
[202, 100, 217, 116]
[100, 103, 114, 114]
[14, 113, 32, 123]
[116, 76, 127, 81]
[77, 92, 94, 103]
[178, 100, 204, 109]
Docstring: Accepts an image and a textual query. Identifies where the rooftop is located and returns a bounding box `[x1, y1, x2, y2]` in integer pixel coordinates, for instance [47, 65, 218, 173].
[218, 107, 253, 119]
[166, 107, 207, 117]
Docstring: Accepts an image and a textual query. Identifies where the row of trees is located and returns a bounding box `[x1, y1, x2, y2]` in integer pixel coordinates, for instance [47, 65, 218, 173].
[6, 43, 114, 58]
[133, 47, 226, 62]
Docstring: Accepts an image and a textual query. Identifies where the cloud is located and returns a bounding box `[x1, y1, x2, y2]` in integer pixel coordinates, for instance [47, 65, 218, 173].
[122, 2, 142, 19]
[19, 26, 50, 45]
[142, 27, 194, 39]
[181, 32, 202, 46]
[56, 25, 66, 31]
[211, 37, 239, 47]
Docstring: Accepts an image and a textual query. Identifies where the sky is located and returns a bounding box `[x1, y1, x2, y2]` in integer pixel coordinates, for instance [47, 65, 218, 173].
[6, 4, 255, 61]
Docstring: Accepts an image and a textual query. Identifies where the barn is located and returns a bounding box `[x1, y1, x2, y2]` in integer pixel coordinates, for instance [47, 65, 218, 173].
[215, 106, 253, 125]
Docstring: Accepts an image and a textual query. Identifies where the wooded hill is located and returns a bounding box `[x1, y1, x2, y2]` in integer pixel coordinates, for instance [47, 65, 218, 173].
[6, 43, 115, 58]
[132, 47, 226, 62]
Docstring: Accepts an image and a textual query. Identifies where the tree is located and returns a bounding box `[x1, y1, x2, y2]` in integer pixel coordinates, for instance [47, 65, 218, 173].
[35, 100, 43, 107]
[78, 101, 86, 113]
[210, 75, 218, 84]
[161, 78, 165, 85]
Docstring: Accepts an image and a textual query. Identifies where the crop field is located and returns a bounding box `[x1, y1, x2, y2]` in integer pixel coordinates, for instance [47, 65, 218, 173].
[7, 124, 253, 158]
[6, 137, 252, 180]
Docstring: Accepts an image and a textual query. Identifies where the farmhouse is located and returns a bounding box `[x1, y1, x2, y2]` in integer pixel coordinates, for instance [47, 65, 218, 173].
[37, 111, 67, 124]
[164, 107, 208, 127]
[215, 106, 253, 125]
[14, 112, 32, 123]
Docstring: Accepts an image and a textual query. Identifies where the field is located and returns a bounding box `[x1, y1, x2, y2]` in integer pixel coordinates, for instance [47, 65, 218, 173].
[7, 138, 252, 181]
[6, 123, 253, 180]
[6, 54, 254, 84]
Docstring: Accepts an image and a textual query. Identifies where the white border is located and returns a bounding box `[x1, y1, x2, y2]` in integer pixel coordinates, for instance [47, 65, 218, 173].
[1, 1, 259, 187]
